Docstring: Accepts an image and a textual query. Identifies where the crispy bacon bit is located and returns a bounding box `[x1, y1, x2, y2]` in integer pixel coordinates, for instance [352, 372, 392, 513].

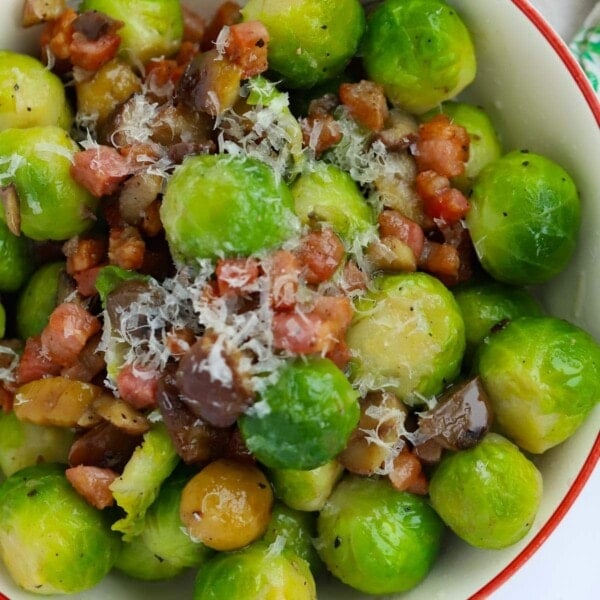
[40, 7, 77, 63]
[22, 0, 66, 28]
[326, 339, 352, 370]
[224, 21, 270, 78]
[182, 4, 206, 43]
[63, 236, 107, 275]
[296, 228, 345, 285]
[308, 93, 339, 117]
[40, 303, 101, 367]
[165, 328, 196, 358]
[388, 447, 424, 493]
[265, 250, 301, 311]
[16, 336, 62, 385]
[339, 80, 389, 132]
[340, 260, 368, 294]
[0, 386, 13, 412]
[66, 465, 118, 509]
[69, 31, 121, 71]
[300, 114, 343, 156]
[61, 332, 105, 382]
[418, 239, 460, 279]
[71, 146, 133, 197]
[378, 209, 425, 261]
[415, 170, 470, 224]
[1, 184, 21, 236]
[201, 1, 242, 51]
[216, 257, 260, 296]
[108, 226, 145, 270]
[72, 265, 104, 297]
[116, 363, 160, 410]
[414, 114, 469, 178]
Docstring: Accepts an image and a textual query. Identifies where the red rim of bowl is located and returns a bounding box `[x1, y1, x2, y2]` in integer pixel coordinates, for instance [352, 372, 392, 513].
[470, 0, 600, 597]
[0, 2, 599, 600]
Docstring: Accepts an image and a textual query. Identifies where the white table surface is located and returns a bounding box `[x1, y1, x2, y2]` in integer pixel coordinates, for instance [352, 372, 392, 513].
[493, 2, 599, 599]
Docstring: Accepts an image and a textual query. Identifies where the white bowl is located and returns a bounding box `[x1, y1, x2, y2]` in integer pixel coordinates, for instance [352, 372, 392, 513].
[0, 1, 599, 599]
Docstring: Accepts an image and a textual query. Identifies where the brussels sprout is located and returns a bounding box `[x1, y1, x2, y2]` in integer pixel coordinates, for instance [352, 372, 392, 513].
[193, 543, 316, 600]
[474, 317, 600, 453]
[15, 261, 65, 339]
[0, 218, 32, 293]
[79, 0, 183, 64]
[95, 264, 150, 308]
[242, 0, 365, 89]
[429, 433, 542, 549]
[347, 272, 465, 403]
[0, 302, 5, 338]
[111, 423, 179, 541]
[0, 50, 72, 131]
[454, 280, 543, 360]
[0, 411, 74, 477]
[316, 475, 443, 594]
[421, 101, 502, 191]
[362, 0, 476, 114]
[466, 150, 581, 285]
[0, 463, 120, 594]
[262, 503, 322, 573]
[116, 468, 212, 580]
[291, 162, 374, 243]
[161, 154, 299, 261]
[239, 357, 360, 470]
[0, 126, 99, 240]
[268, 460, 344, 512]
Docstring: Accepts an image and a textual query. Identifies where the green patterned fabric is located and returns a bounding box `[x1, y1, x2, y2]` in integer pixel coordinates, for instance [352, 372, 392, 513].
[571, 24, 600, 92]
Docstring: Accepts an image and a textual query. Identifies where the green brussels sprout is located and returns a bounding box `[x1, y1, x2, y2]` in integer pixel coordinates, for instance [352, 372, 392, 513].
[161, 154, 299, 261]
[0, 50, 72, 131]
[0, 463, 120, 594]
[0, 126, 99, 240]
[316, 475, 443, 594]
[0, 411, 74, 477]
[429, 433, 542, 549]
[242, 0, 365, 89]
[15, 261, 65, 339]
[474, 317, 600, 453]
[262, 503, 322, 573]
[239, 357, 360, 470]
[268, 460, 344, 512]
[347, 272, 466, 404]
[111, 423, 179, 541]
[454, 280, 543, 360]
[291, 162, 374, 243]
[362, 0, 476, 114]
[80, 0, 183, 64]
[421, 101, 502, 191]
[116, 468, 212, 580]
[0, 219, 32, 293]
[95, 264, 150, 308]
[466, 150, 581, 285]
[193, 542, 316, 600]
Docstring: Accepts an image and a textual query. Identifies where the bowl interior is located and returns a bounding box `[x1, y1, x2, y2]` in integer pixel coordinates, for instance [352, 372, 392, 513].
[1, 1, 599, 599]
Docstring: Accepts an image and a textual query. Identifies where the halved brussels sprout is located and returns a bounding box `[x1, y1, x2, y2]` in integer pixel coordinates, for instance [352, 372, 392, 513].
[0, 50, 72, 131]
[429, 433, 542, 549]
[161, 154, 299, 261]
[362, 0, 476, 114]
[242, 0, 365, 89]
[316, 475, 443, 594]
[466, 150, 581, 285]
[347, 272, 465, 403]
[239, 357, 360, 470]
[474, 317, 600, 453]
[0, 463, 120, 594]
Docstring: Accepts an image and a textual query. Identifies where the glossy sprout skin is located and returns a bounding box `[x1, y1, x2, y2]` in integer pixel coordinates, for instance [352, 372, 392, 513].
[161, 154, 299, 261]
[0, 219, 32, 293]
[429, 433, 543, 549]
[453, 279, 544, 361]
[474, 317, 600, 453]
[347, 272, 466, 404]
[193, 543, 316, 600]
[466, 150, 581, 285]
[16, 261, 65, 340]
[0, 463, 120, 594]
[79, 0, 183, 65]
[242, 0, 365, 89]
[239, 357, 360, 470]
[0, 126, 99, 241]
[316, 476, 443, 595]
[421, 101, 503, 191]
[0, 51, 72, 132]
[291, 162, 374, 243]
[362, 0, 476, 114]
